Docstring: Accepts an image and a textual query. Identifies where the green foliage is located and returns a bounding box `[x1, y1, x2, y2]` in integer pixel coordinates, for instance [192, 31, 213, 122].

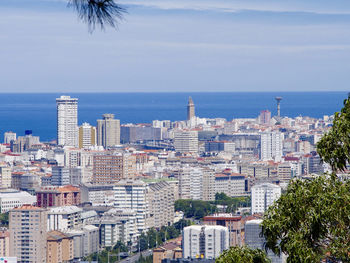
[216, 246, 271, 263]
[175, 195, 250, 220]
[317, 96, 350, 172]
[262, 175, 350, 262]
[175, 199, 216, 219]
[0, 213, 9, 227]
[136, 254, 153, 263]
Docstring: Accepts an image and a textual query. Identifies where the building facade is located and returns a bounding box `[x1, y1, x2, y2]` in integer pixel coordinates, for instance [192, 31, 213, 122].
[9, 205, 48, 262]
[174, 131, 198, 154]
[56, 95, 78, 147]
[79, 122, 96, 149]
[182, 225, 229, 259]
[97, 114, 120, 148]
[251, 183, 281, 214]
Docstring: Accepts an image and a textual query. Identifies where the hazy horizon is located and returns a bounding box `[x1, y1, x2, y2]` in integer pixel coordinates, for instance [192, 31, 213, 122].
[1, 0, 350, 92]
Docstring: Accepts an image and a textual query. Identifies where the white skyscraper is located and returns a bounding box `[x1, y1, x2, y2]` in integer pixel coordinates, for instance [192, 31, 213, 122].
[260, 132, 283, 161]
[183, 225, 229, 259]
[251, 183, 281, 214]
[56, 95, 78, 147]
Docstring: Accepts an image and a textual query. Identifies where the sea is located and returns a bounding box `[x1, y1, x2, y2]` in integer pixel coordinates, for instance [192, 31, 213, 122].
[0, 92, 347, 142]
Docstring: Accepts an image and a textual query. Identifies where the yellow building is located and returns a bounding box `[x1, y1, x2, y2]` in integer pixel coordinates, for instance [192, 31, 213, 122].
[78, 122, 96, 149]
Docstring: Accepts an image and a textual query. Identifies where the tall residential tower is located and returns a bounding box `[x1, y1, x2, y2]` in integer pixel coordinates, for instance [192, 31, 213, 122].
[97, 114, 120, 148]
[56, 95, 78, 147]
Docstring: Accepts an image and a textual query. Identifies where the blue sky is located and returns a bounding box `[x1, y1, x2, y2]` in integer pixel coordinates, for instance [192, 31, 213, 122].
[0, 0, 350, 92]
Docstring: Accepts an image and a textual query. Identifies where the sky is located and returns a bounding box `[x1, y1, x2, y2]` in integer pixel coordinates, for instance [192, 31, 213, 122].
[0, 0, 350, 92]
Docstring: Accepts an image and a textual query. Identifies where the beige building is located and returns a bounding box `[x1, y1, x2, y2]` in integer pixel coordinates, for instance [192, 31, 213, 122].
[78, 122, 96, 149]
[47, 230, 74, 263]
[173, 130, 198, 154]
[97, 113, 120, 148]
[0, 228, 10, 257]
[92, 153, 124, 184]
[92, 153, 136, 184]
[277, 163, 292, 181]
[202, 168, 215, 201]
[0, 166, 11, 189]
[10, 205, 48, 262]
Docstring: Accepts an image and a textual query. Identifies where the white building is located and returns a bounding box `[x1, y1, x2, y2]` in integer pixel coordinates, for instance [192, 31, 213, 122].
[4, 132, 16, 144]
[0, 189, 37, 213]
[260, 132, 283, 162]
[251, 183, 281, 214]
[174, 130, 198, 154]
[114, 180, 149, 233]
[93, 208, 138, 247]
[114, 180, 174, 233]
[66, 225, 99, 259]
[245, 219, 285, 263]
[175, 167, 203, 200]
[182, 225, 229, 259]
[47, 206, 83, 231]
[56, 95, 78, 147]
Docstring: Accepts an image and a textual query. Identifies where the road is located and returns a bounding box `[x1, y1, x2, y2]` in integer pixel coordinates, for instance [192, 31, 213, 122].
[119, 250, 152, 263]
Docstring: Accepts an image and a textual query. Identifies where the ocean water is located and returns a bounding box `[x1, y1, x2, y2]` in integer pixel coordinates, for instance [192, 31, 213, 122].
[0, 92, 347, 142]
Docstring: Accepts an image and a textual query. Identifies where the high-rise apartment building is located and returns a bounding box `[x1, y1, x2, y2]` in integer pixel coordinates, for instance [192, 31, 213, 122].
[187, 97, 195, 120]
[174, 130, 198, 153]
[251, 183, 281, 214]
[78, 122, 96, 148]
[114, 180, 149, 233]
[182, 225, 229, 259]
[260, 132, 283, 161]
[97, 114, 120, 148]
[259, 110, 271, 125]
[3, 132, 16, 144]
[114, 180, 174, 232]
[56, 95, 78, 147]
[9, 205, 48, 262]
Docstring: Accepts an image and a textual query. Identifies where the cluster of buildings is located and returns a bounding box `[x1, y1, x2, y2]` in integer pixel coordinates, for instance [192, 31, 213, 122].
[0, 95, 333, 262]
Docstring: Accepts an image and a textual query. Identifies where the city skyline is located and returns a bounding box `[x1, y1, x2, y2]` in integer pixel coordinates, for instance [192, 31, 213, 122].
[0, 0, 350, 92]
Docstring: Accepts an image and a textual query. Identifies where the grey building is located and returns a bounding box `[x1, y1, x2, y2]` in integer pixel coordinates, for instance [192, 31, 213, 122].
[97, 113, 120, 148]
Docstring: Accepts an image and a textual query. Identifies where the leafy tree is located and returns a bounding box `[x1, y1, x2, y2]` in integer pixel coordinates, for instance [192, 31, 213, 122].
[317, 95, 350, 173]
[216, 246, 271, 263]
[0, 213, 9, 227]
[261, 95, 350, 262]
